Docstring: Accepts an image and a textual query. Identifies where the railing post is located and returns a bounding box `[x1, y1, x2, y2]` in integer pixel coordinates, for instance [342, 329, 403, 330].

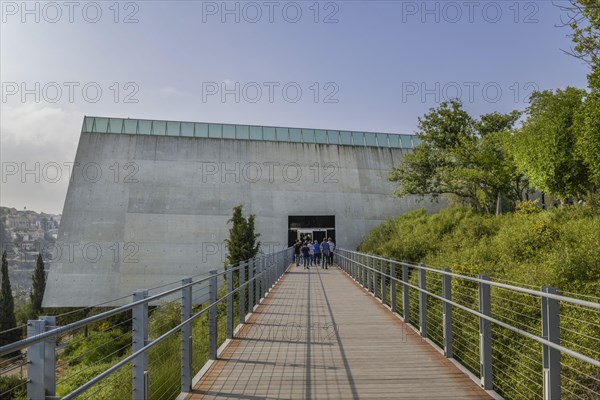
[209, 270, 218, 360]
[27, 319, 46, 400]
[542, 286, 561, 400]
[362, 254, 367, 288]
[390, 259, 397, 313]
[381, 259, 387, 305]
[274, 252, 277, 281]
[260, 257, 265, 299]
[269, 254, 272, 288]
[39, 316, 56, 398]
[402, 262, 410, 323]
[347, 252, 350, 274]
[248, 258, 254, 311]
[262, 258, 266, 291]
[374, 257, 379, 296]
[442, 269, 453, 358]
[271, 253, 275, 285]
[265, 256, 270, 290]
[239, 261, 246, 325]
[478, 275, 492, 390]
[365, 255, 370, 291]
[367, 255, 373, 293]
[255, 258, 261, 306]
[272, 253, 276, 285]
[371, 258, 379, 298]
[181, 277, 192, 393]
[227, 266, 234, 339]
[418, 264, 427, 338]
[347, 251, 350, 276]
[132, 289, 149, 400]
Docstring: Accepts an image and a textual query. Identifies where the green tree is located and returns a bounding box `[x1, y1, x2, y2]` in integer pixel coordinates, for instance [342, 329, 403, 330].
[560, 0, 600, 67]
[0, 251, 20, 347]
[31, 253, 46, 317]
[389, 100, 523, 213]
[574, 67, 600, 189]
[389, 101, 477, 203]
[510, 87, 589, 201]
[559, 1, 600, 190]
[224, 205, 260, 267]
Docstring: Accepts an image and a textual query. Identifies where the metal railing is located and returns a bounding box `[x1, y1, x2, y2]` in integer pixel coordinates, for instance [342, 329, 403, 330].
[0, 247, 293, 400]
[335, 248, 600, 400]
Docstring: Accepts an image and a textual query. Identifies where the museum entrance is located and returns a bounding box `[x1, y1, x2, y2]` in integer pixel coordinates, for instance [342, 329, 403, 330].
[288, 216, 335, 246]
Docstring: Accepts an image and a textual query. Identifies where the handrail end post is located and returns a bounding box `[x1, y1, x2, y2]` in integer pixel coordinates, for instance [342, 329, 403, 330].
[132, 289, 149, 400]
[542, 286, 561, 400]
[478, 275, 492, 390]
[209, 270, 218, 360]
[181, 277, 193, 393]
[442, 268, 453, 359]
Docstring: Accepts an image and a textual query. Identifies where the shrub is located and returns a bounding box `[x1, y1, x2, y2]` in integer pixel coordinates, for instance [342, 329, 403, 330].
[0, 376, 26, 400]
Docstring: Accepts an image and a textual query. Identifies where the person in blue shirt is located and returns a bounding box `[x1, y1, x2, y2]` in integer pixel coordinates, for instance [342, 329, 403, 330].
[320, 239, 330, 269]
[301, 242, 310, 269]
[312, 239, 321, 266]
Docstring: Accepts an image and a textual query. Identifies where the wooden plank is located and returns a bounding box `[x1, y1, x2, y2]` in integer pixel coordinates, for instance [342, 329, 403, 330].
[187, 265, 491, 399]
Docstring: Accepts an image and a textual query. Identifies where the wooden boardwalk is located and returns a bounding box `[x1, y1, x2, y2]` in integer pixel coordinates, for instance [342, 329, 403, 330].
[187, 264, 491, 399]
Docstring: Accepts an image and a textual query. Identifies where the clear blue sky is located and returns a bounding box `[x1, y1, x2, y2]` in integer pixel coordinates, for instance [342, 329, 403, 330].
[0, 1, 592, 213]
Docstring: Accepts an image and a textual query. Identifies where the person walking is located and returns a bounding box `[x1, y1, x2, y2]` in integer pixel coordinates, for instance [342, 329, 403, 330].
[327, 237, 335, 267]
[313, 239, 321, 266]
[293, 239, 302, 266]
[308, 241, 315, 266]
[320, 239, 330, 269]
[301, 241, 310, 269]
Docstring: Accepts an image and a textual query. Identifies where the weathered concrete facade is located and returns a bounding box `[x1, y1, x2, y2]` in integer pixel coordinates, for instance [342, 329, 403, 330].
[44, 119, 440, 306]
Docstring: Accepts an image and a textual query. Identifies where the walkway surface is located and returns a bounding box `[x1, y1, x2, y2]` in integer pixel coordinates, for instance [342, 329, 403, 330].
[187, 264, 491, 399]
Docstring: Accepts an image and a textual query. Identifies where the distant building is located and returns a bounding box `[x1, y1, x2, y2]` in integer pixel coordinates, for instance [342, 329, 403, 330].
[8, 216, 32, 230]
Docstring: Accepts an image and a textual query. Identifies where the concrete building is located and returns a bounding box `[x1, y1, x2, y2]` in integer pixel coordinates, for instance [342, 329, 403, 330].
[43, 117, 441, 307]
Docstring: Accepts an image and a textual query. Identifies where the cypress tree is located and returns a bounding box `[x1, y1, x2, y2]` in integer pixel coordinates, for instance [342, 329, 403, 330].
[225, 205, 261, 267]
[31, 253, 46, 316]
[0, 251, 20, 346]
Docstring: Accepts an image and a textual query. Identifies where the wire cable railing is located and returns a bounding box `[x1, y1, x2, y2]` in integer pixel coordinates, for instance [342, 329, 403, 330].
[0, 247, 293, 400]
[335, 248, 600, 400]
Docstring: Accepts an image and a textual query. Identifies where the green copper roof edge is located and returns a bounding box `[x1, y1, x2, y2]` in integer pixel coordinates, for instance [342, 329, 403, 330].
[80, 116, 420, 149]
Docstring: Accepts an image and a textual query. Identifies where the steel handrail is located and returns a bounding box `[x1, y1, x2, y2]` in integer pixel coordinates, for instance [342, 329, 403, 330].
[63, 252, 288, 399]
[335, 249, 600, 368]
[0, 253, 277, 357]
[341, 249, 600, 309]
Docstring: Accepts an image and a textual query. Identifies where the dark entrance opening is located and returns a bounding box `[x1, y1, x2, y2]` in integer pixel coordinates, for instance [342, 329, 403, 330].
[288, 216, 335, 247]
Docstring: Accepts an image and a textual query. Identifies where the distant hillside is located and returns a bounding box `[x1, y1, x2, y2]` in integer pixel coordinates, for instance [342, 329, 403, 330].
[0, 206, 60, 293]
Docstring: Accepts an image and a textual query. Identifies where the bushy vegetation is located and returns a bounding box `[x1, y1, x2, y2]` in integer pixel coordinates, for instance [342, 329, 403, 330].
[0, 375, 26, 400]
[358, 205, 600, 399]
[54, 284, 232, 400]
[359, 205, 599, 293]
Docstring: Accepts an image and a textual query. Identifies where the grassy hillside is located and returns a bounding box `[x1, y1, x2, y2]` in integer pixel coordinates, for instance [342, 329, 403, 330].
[359, 204, 600, 295]
[358, 204, 600, 399]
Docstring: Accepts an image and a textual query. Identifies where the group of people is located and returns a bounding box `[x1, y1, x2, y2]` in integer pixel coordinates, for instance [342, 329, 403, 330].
[293, 238, 336, 269]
